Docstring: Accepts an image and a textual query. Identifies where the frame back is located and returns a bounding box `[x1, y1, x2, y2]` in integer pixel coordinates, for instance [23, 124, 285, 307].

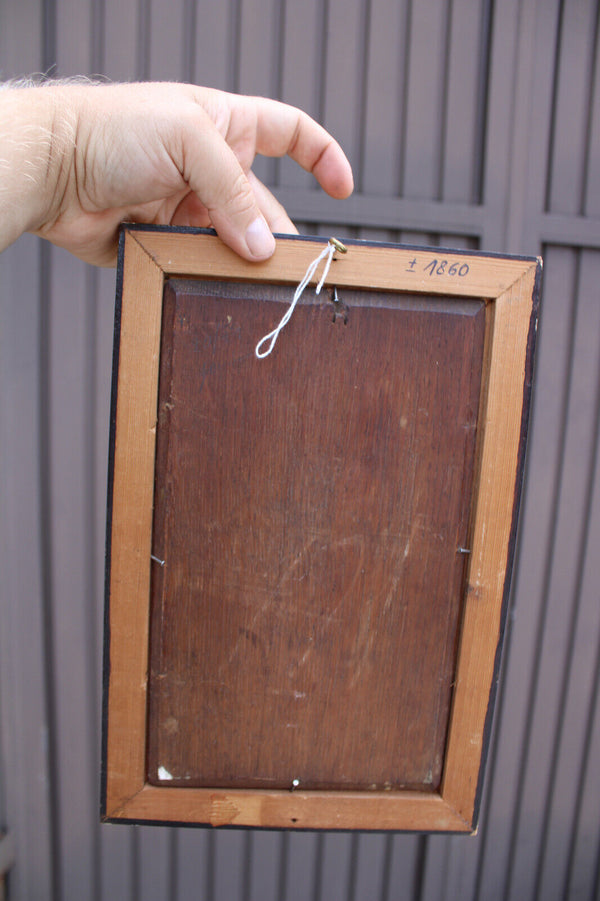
[102, 228, 540, 831]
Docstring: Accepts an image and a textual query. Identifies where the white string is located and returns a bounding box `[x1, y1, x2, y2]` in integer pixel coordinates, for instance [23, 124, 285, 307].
[255, 241, 337, 359]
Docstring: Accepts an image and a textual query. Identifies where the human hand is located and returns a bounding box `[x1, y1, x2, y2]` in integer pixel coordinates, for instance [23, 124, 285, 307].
[0, 81, 353, 265]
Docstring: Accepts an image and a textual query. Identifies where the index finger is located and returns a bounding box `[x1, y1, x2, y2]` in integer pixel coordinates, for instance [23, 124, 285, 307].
[240, 96, 354, 200]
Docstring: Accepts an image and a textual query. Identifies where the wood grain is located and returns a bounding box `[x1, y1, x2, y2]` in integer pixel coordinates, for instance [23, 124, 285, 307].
[108, 784, 472, 832]
[131, 230, 533, 299]
[442, 263, 539, 823]
[104, 233, 164, 811]
[146, 279, 485, 793]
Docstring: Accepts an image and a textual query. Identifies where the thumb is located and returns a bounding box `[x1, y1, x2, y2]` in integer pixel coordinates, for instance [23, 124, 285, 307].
[181, 117, 276, 261]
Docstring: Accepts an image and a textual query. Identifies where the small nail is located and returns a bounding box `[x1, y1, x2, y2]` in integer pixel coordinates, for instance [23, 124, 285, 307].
[245, 217, 276, 259]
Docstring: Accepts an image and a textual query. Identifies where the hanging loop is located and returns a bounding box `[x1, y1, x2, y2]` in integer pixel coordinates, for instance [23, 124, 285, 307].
[255, 238, 347, 359]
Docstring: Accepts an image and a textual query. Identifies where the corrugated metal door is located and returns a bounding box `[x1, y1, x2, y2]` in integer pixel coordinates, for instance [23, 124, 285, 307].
[1, 0, 599, 899]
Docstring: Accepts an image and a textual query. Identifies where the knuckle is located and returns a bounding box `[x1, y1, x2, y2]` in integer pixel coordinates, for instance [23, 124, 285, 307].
[217, 169, 256, 218]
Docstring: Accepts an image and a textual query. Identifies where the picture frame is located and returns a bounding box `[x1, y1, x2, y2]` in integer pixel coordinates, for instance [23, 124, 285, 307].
[102, 226, 540, 832]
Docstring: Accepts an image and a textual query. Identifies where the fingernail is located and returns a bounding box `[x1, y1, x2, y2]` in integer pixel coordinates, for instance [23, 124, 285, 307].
[245, 217, 276, 259]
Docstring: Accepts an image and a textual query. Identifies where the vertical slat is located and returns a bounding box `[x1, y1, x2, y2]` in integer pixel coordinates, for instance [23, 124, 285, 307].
[148, 0, 187, 82]
[506, 246, 600, 901]
[350, 832, 390, 901]
[380, 835, 423, 901]
[47, 246, 100, 901]
[137, 827, 174, 900]
[100, 823, 134, 901]
[533, 254, 600, 901]
[47, 2, 100, 895]
[321, 0, 369, 182]
[476, 245, 577, 901]
[479, 0, 523, 250]
[55, 0, 92, 74]
[237, 0, 282, 97]
[281, 832, 320, 901]
[441, 0, 487, 204]
[545, 0, 598, 215]
[237, 0, 283, 185]
[504, 0, 562, 255]
[192, 0, 231, 89]
[420, 834, 483, 901]
[440, 836, 482, 901]
[360, 0, 409, 198]
[175, 828, 212, 901]
[562, 42, 600, 896]
[314, 833, 354, 901]
[212, 830, 247, 901]
[582, 8, 600, 217]
[103, 0, 138, 80]
[419, 836, 450, 901]
[0, 0, 45, 79]
[565, 607, 600, 899]
[401, 0, 450, 199]
[277, 0, 323, 190]
[0, 236, 54, 901]
[245, 831, 284, 901]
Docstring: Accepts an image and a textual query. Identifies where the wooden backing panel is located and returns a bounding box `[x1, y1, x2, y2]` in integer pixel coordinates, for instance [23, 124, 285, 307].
[111, 785, 471, 832]
[131, 231, 535, 299]
[146, 281, 485, 793]
[442, 263, 538, 822]
[105, 234, 164, 810]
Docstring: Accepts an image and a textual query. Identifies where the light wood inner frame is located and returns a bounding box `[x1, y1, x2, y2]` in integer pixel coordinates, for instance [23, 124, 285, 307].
[103, 228, 540, 832]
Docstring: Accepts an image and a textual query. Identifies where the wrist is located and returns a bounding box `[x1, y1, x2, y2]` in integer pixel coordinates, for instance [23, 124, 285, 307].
[0, 85, 76, 252]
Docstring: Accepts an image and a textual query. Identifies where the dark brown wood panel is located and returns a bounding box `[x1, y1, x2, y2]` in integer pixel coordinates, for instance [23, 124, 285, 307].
[147, 278, 485, 792]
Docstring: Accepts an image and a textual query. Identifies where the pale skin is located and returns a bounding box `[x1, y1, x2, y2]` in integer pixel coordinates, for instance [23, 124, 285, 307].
[0, 81, 354, 265]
